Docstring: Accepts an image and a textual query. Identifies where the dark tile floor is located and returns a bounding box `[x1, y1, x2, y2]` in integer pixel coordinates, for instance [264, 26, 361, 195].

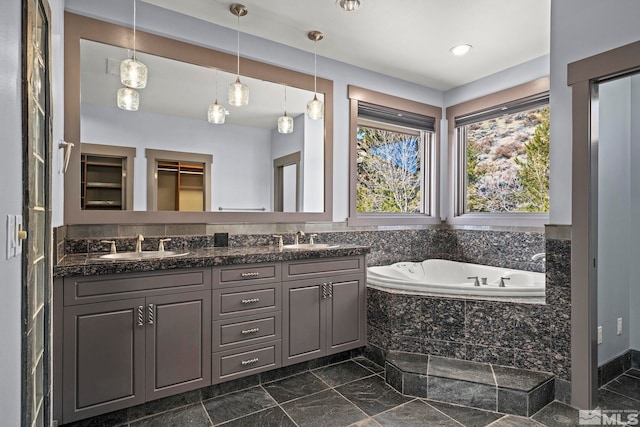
[66, 360, 640, 427]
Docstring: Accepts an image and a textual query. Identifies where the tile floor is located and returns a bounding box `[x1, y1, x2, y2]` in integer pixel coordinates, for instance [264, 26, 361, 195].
[63, 359, 640, 427]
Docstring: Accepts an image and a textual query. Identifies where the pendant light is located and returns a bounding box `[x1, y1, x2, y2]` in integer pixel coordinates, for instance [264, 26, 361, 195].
[116, 87, 139, 111]
[277, 85, 294, 134]
[208, 70, 226, 124]
[336, 0, 361, 12]
[306, 31, 324, 120]
[228, 4, 249, 107]
[120, 0, 147, 89]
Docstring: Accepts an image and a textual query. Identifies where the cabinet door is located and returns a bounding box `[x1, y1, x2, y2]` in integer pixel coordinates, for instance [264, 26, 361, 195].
[282, 280, 324, 365]
[145, 291, 211, 399]
[326, 275, 366, 353]
[62, 298, 146, 424]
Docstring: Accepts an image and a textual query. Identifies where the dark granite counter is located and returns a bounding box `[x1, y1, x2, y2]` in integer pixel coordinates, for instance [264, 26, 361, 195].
[54, 245, 370, 278]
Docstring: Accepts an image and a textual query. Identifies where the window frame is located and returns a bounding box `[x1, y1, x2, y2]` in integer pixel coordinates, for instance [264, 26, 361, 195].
[446, 78, 550, 227]
[348, 85, 441, 226]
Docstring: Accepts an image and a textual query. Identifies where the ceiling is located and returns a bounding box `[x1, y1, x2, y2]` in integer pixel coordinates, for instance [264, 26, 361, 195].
[142, 0, 551, 91]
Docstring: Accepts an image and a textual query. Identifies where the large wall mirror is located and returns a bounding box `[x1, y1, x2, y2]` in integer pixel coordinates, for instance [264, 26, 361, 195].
[64, 12, 333, 224]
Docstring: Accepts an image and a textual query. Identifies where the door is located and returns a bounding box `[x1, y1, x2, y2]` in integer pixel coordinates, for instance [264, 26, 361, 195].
[327, 276, 366, 352]
[62, 299, 146, 423]
[282, 280, 324, 365]
[23, 0, 52, 425]
[145, 291, 211, 400]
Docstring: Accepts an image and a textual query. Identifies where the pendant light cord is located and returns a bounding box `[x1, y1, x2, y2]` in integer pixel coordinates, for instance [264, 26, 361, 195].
[236, 15, 240, 78]
[284, 85, 287, 114]
[133, 0, 137, 59]
[313, 40, 317, 95]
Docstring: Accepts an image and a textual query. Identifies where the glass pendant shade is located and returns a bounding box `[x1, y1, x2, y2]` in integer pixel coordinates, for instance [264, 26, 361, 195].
[277, 113, 294, 134]
[228, 77, 249, 106]
[117, 87, 139, 111]
[337, 0, 361, 11]
[306, 95, 324, 120]
[208, 101, 226, 124]
[120, 57, 148, 89]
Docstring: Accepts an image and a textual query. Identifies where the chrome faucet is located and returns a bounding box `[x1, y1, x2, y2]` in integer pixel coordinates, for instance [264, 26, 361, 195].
[500, 277, 511, 287]
[531, 252, 546, 262]
[294, 230, 305, 245]
[158, 238, 171, 252]
[135, 234, 144, 253]
[272, 235, 283, 250]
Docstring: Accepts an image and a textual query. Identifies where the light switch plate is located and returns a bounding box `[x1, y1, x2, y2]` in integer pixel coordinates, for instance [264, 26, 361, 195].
[6, 214, 15, 259]
[15, 214, 23, 256]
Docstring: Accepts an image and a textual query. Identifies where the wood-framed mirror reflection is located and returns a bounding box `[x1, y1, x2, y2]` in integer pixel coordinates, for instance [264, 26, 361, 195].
[64, 12, 333, 224]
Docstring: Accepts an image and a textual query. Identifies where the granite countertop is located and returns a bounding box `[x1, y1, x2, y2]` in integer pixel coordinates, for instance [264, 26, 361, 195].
[54, 244, 370, 278]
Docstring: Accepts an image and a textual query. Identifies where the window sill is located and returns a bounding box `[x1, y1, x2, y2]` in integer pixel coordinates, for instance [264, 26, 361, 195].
[446, 212, 548, 228]
[347, 214, 441, 227]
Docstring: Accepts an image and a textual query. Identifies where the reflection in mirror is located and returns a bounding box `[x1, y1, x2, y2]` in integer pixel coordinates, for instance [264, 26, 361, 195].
[79, 39, 324, 213]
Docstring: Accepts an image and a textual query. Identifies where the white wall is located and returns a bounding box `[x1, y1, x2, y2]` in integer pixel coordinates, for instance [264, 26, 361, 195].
[597, 78, 631, 364]
[549, 0, 640, 225]
[0, 1, 25, 424]
[81, 104, 273, 211]
[630, 75, 640, 351]
[63, 0, 444, 223]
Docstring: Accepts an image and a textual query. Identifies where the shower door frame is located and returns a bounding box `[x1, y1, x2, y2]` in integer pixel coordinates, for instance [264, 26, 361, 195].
[570, 40, 640, 409]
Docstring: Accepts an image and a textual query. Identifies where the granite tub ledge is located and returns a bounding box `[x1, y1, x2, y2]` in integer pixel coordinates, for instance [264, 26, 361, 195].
[54, 244, 370, 278]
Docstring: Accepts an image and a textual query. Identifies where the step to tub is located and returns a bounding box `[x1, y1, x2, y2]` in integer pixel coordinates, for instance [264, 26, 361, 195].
[384, 351, 555, 417]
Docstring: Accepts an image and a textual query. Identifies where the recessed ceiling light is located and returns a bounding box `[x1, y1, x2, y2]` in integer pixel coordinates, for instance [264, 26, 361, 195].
[336, 0, 361, 12]
[449, 44, 472, 56]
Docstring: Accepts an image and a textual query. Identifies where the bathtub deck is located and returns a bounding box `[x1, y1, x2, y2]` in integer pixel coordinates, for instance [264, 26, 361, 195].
[384, 351, 555, 417]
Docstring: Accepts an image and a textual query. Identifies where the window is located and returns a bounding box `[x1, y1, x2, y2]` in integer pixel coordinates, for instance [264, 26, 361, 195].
[447, 78, 550, 226]
[348, 86, 440, 226]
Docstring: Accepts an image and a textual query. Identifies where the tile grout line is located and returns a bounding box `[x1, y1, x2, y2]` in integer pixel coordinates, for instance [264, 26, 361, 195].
[199, 401, 215, 426]
[490, 362, 498, 413]
[420, 400, 465, 426]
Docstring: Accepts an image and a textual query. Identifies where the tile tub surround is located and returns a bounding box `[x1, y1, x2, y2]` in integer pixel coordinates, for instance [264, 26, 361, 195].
[367, 234, 571, 382]
[384, 352, 555, 416]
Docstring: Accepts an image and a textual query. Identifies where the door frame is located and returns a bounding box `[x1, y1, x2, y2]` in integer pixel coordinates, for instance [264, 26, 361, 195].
[569, 40, 640, 409]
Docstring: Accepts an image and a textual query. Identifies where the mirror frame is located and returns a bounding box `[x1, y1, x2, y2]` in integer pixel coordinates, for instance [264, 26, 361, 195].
[64, 12, 333, 224]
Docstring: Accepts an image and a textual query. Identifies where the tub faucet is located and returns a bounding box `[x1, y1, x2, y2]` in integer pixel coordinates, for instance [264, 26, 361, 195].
[500, 277, 511, 287]
[531, 252, 546, 262]
[467, 276, 480, 287]
[294, 230, 305, 245]
[135, 234, 144, 253]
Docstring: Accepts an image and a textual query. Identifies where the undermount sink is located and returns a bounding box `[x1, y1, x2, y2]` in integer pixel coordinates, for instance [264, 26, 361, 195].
[99, 251, 189, 260]
[282, 243, 340, 250]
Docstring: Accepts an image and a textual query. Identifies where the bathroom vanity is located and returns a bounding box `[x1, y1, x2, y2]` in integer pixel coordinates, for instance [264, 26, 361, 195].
[53, 245, 368, 424]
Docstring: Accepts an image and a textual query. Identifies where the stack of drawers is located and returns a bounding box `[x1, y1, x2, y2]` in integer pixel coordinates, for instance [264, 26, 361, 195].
[211, 263, 283, 383]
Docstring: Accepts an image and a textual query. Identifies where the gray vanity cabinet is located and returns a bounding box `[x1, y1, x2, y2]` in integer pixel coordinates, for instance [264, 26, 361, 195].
[58, 269, 212, 424]
[282, 256, 366, 366]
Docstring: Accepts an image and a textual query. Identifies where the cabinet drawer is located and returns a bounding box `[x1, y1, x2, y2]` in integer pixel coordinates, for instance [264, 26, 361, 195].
[283, 256, 364, 281]
[213, 263, 280, 287]
[212, 341, 281, 383]
[64, 268, 212, 306]
[213, 284, 281, 320]
[213, 312, 281, 351]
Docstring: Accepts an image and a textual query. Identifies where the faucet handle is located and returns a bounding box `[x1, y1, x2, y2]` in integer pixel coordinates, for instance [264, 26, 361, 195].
[158, 238, 171, 252]
[272, 235, 283, 250]
[101, 240, 117, 254]
[309, 234, 318, 244]
[467, 276, 480, 287]
[500, 277, 511, 287]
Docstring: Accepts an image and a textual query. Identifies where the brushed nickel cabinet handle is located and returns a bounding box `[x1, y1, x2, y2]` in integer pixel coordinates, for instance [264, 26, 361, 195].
[148, 304, 154, 325]
[241, 298, 260, 304]
[241, 358, 259, 366]
[328, 282, 333, 298]
[241, 272, 260, 278]
[241, 328, 260, 335]
[322, 283, 327, 299]
[137, 306, 144, 326]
